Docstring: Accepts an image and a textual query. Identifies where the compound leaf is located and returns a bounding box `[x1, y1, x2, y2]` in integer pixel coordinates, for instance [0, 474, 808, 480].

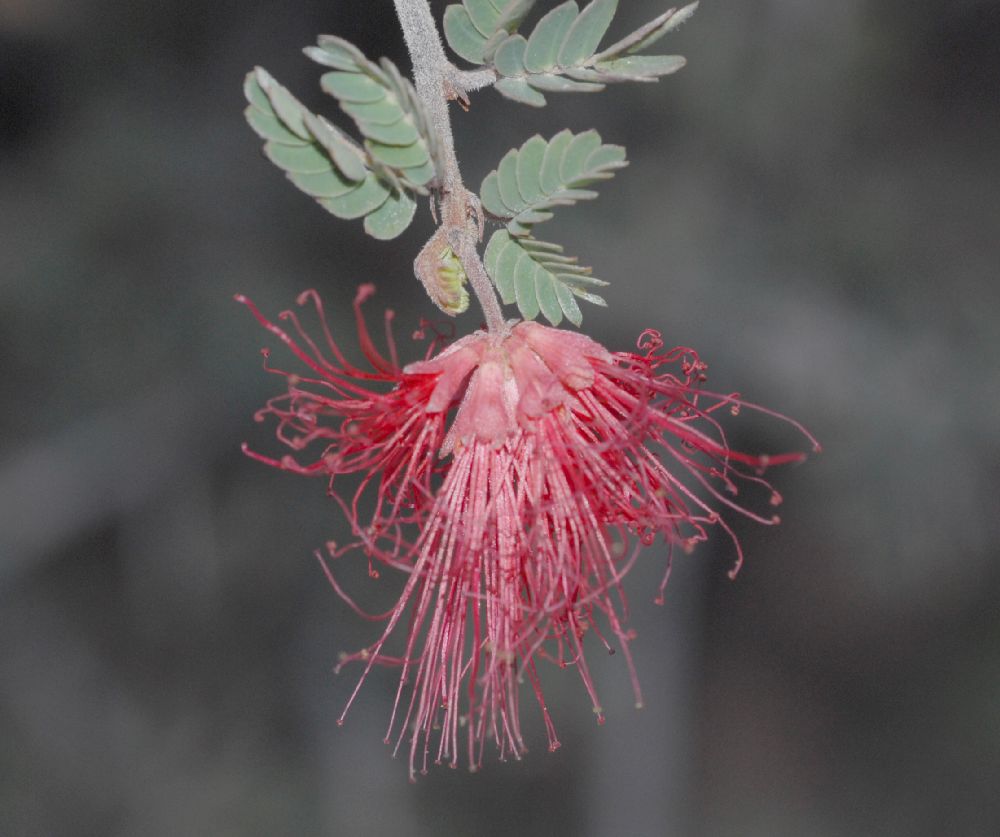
[491, 0, 698, 105]
[479, 130, 627, 235]
[244, 66, 416, 239]
[306, 36, 439, 192]
[484, 230, 607, 326]
[248, 69, 367, 186]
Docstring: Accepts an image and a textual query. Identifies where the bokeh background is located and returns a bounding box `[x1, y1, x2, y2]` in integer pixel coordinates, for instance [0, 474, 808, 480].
[2, 1, 999, 834]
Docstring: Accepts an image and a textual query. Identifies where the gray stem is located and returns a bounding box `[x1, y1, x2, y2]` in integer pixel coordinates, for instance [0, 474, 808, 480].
[393, 0, 507, 336]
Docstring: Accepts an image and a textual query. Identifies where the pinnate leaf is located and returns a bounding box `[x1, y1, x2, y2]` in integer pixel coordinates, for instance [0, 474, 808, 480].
[305, 36, 439, 192]
[479, 130, 626, 235]
[244, 67, 416, 239]
[490, 0, 698, 105]
[246, 68, 366, 183]
[484, 230, 608, 326]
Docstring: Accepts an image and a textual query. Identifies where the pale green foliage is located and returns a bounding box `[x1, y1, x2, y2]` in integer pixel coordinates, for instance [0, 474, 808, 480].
[479, 129, 626, 236]
[445, 0, 698, 106]
[244, 69, 415, 239]
[244, 36, 444, 240]
[243, 1, 698, 325]
[468, 3, 699, 325]
[443, 0, 538, 65]
[479, 130, 624, 323]
[305, 36, 440, 191]
[484, 230, 608, 326]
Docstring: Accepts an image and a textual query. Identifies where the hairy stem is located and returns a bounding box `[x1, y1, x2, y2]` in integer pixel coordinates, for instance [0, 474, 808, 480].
[393, 0, 506, 336]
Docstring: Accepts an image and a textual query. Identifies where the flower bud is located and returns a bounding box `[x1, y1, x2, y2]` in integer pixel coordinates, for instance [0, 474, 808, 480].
[414, 228, 469, 315]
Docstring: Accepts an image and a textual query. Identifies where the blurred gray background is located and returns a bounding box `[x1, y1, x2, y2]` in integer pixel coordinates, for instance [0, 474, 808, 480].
[2, 1, 998, 835]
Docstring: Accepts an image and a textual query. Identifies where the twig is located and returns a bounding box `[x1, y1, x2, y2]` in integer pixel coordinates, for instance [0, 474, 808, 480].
[393, 0, 507, 336]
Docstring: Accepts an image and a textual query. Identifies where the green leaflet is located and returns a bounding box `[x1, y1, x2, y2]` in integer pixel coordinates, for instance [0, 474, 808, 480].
[493, 78, 546, 107]
[524, 2, 578, 73]
[304, 35, 366, 71]
[523, 74, 603, 93]
[593, 55, 687, 80]
[484, 230, 608, 327]
[493, 0, 537, 33]
[364, 189, 417, 240]
[319, 175, 391, 220]
[557, 0, 617, 68]
[443, 0, 538, 65]
[368, 141, 429, 170]
[592, 2, 699, 60]
[493, 35, 529, 78]
[246, 107, 308, 147]
[306, 37, 439, 193]
[247, 69, 367, 183]
[289, 168, 358, 199]
[443, 5, 489, 64]
[465, 0, 503, 37]
[301, 114, 368, 182]
[244, 67, 416, 240]
[489, 0, 699, 106]
[244, 34, 448, 240]
[321, 72, 384, 104]
[479, 129, 627, 236]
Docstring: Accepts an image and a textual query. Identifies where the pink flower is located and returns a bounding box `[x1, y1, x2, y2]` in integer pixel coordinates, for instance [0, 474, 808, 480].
[239, 287, 818, 779]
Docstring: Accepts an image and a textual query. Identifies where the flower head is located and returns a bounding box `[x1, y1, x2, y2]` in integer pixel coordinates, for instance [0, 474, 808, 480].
[239, 287, 818, 779]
